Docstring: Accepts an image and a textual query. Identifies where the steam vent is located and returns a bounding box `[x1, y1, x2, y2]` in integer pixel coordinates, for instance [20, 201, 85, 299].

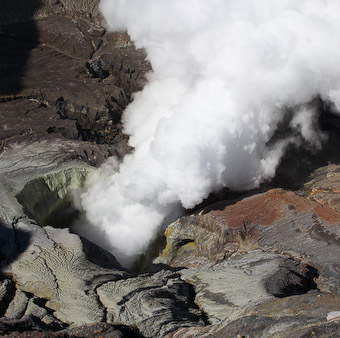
[2, 1, 340, 337]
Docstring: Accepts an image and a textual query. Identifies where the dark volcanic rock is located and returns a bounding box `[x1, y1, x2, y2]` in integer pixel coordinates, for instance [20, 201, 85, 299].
[0, 1, 150, 154]
[157, 185, 340, 335]
[0, 3, 207, 336]
[179, 249, 318, 323]
[0, 0, 102, 25]
[0, 320, 142, 338]
[2, 1, 340, 337]
[166, 315, 340, 338]
[0, 99, 79, 142]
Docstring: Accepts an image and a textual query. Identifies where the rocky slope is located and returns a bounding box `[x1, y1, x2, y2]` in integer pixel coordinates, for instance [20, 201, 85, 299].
[0, 142, 205, 337]
[158, 168, 340, 337]
[1, 0, 149, 155]
[1, 1, 340, 338]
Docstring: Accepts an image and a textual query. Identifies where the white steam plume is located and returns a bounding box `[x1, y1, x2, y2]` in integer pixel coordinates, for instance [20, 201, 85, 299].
[80, 0, 340, 266]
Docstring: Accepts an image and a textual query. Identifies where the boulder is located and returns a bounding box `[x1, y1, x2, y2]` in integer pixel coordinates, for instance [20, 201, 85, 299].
[0, 320, 142, 338]
[180, 250, 317, 324]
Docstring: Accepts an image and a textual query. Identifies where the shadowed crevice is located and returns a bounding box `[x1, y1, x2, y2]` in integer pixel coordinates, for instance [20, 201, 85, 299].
[0, 0, 42, 95]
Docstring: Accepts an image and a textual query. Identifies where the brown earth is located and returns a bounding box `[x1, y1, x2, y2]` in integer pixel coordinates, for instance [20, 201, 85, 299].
[158, 168, 340, 337]
[0, 0, 150, 164]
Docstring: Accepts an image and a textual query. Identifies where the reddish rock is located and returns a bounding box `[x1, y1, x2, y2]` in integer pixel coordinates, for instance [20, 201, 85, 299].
[159, 188, 340, 294]
[166, 315, 340, 338]
[207, 188, 340, 228]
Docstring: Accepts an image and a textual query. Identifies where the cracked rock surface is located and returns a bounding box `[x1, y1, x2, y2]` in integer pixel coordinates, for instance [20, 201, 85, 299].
[0, 3, 206, 333]
[1, 0, 149, 153]
[2, 1, 340, 337]
[97, 269, 203, 337]
[0, 143, 206, 337]
[159, 175, 340, 337]
[180, 250, 318, 324]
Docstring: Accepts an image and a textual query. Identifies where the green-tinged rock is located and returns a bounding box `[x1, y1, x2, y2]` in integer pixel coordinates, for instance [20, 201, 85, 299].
[16, 167, 92, 227]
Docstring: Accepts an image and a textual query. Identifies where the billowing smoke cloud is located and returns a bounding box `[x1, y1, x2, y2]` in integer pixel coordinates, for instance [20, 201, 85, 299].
[79, 0, 340, 266]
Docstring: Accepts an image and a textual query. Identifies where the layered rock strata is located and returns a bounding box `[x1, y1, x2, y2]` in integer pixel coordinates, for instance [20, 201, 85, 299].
[0, 143, 205, 337]
[158, 170, 340, 337]
[0, 0, 150, 152]
[2, 1, 340, 337]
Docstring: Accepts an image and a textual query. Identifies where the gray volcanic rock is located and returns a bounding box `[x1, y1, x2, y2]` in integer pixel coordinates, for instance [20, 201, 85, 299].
[0, 142, 121, 325]
[158, 186, 340, 336]
[248, 290, 340, 319]
[0, 0, 150, 150]
[97, 269, 204, 337]
[1, 216, 205, 335]
[7, 224, 114, 324]
[0, 142, 206, 336]
[158, 188, 340, 294]
[0, 279, 15, 316]
[302, 163, 340, 213]
[166, 315, 340, 338]
[167, 268, 340, 337]
[0, 321, 143, 338]
[180, 249, 317, 324]
[5, 291, 31, 320]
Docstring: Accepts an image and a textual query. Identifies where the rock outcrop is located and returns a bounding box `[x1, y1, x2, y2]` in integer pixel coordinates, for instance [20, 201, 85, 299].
[180, 250, 317, 323]
[0, 0, 150, 153]
[166, 313, 340, 338]
[0, 142, 206, 337]
[0, 320, 143, 338]
[0, 3, 207, 336]
[157, 171, 340, 337]
[157, 187, 340, 292]
[2, 1, 340, 337]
